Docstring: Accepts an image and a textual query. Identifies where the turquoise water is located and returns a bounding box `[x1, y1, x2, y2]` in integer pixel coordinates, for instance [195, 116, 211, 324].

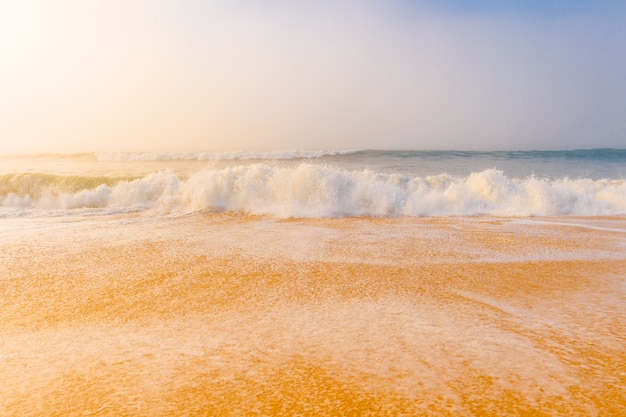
[1, 149, 625, 217]
[322, 149, 626, 179]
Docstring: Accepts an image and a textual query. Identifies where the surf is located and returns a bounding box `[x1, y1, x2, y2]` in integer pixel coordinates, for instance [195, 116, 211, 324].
[2, 164, 625, 218]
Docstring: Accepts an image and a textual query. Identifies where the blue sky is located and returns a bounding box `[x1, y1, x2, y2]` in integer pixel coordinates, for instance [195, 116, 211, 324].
[408, 0, 598, 14]
[1, 0, 624, 153]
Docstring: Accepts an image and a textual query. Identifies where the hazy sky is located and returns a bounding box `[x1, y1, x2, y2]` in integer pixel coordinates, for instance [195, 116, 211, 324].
[1, 0, 625, 153]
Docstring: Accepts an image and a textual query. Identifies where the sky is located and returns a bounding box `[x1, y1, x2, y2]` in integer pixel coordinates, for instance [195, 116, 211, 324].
[1, 0, 625, 154]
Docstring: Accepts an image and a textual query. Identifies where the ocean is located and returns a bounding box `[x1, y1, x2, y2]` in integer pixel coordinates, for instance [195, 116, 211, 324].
[2, 148, 626, 218]
[1, 149, 625, 415]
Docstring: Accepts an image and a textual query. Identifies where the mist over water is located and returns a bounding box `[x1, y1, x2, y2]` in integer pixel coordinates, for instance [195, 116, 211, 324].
[1, 1, 625, 153]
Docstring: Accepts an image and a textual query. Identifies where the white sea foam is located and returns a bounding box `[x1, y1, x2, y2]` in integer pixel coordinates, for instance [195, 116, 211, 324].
[96, 149, 357, 162]
[1, 164, 625, 218]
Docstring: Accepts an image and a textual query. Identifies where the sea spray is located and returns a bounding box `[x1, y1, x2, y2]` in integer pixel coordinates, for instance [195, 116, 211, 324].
[2, 164, 625, 218]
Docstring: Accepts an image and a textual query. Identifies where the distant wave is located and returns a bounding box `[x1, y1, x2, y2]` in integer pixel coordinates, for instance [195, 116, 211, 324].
[348, 148, 626, 160]
[5, 148, 624, 164]
[2, 164, 625, 218]
[0, 152, 100, 161]
[96, 149, 358, 162]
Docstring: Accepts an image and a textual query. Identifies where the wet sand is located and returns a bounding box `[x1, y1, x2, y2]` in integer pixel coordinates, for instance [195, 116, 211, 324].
[1, 214, 625, 416]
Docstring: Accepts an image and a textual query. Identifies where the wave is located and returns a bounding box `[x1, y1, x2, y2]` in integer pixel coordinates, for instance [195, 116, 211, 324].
[1, 164, 625, 218]
[5, 148, 625, 162]
[95, 149, 358, 162]
[348, 148, 626, 161]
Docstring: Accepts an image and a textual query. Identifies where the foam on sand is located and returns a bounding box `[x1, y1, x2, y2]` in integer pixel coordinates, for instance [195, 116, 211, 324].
[1, 215, 625, 415]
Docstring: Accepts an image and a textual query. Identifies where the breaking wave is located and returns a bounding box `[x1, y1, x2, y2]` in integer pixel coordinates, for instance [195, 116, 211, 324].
[2, 164, 625, 218]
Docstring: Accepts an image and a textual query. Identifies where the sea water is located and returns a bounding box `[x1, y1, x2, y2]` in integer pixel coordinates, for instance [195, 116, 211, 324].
[1, 149, 626, 415]
[1, 148, 625, 218]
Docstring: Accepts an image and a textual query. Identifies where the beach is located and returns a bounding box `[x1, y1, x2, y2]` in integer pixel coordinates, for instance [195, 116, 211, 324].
[4, 0, 626, 413]
[2, 213, 624, 416]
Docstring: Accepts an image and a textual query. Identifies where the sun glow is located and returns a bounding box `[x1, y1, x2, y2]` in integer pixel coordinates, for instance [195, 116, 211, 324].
[1, 1, 625, 154]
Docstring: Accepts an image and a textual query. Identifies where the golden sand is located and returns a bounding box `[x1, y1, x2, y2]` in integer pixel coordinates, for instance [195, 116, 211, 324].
[1, 215, 625, 416]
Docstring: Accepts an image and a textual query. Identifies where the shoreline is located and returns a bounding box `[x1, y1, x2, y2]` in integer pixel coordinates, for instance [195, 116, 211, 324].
[1, 215, 625, 415]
